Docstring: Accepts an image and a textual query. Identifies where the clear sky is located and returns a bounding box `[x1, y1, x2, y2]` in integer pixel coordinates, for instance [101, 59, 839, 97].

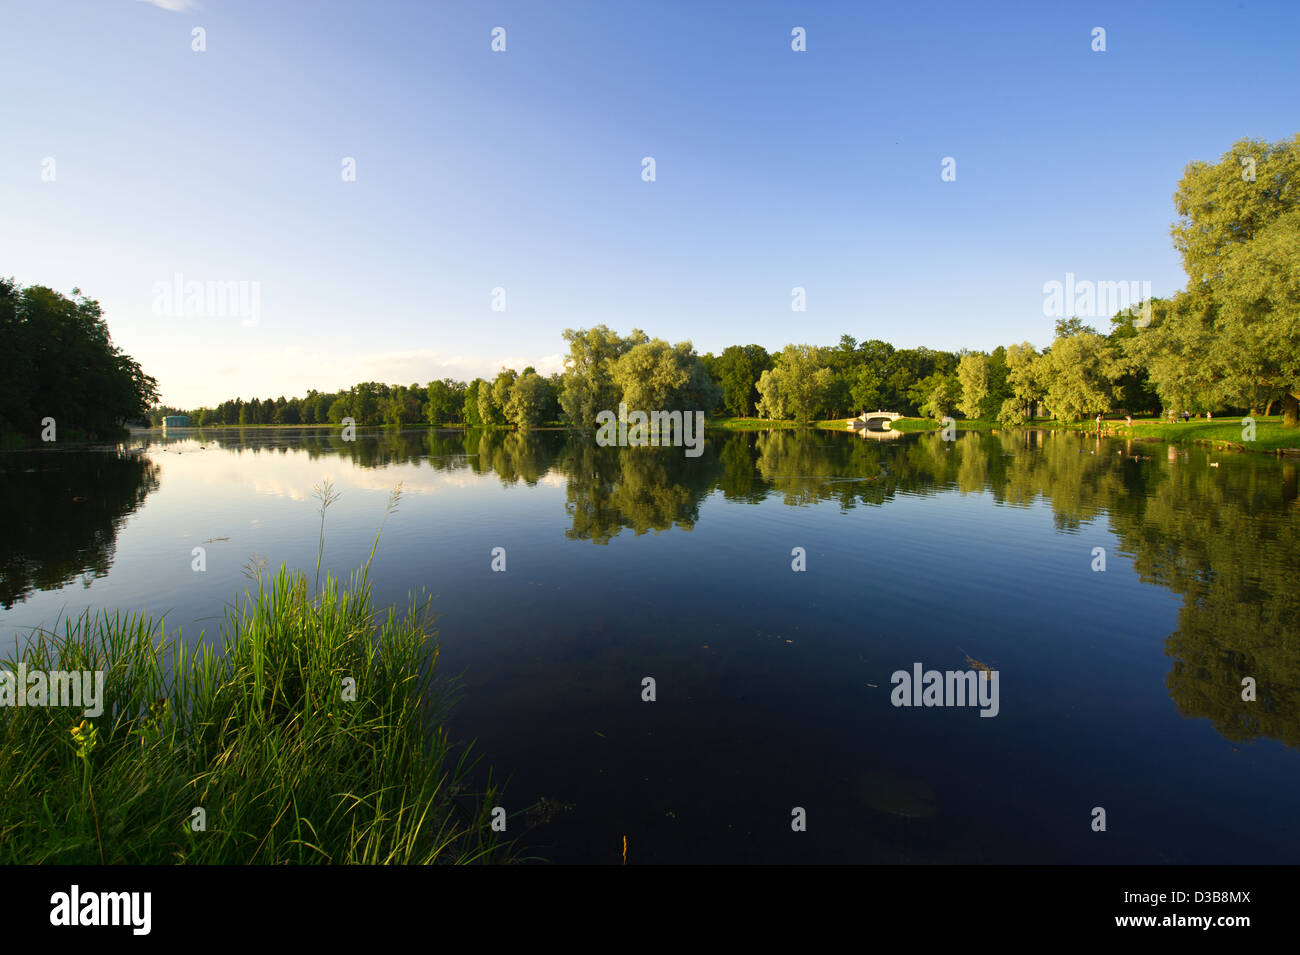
[2, 0, 1297, 407]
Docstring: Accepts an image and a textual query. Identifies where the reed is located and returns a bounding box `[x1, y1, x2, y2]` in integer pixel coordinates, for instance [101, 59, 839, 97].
[0, 485, 515, 864]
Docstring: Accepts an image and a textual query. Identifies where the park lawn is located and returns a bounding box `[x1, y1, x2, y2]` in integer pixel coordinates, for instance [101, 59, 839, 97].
[710, 416, 804, 430]
[884, 417, 997, 432]
[1113, 415, 1300, 453]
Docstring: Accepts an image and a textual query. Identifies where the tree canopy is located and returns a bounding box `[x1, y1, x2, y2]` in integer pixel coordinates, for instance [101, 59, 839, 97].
[0, 279, 158, 440]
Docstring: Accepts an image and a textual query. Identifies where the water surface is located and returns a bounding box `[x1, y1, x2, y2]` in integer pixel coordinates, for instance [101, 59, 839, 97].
[2, 426, 1297, 863]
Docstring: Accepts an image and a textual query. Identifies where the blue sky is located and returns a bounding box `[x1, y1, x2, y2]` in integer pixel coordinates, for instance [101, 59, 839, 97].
[2, 0, 1297, 407]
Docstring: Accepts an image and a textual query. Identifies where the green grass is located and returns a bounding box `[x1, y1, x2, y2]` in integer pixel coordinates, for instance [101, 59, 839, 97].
[879, 417, 983, 433]
[0, 485, 517, 864]
[1111, 414, 1300, 453]
[881, 414, 1300, 453]
[709, 416, 804, 430]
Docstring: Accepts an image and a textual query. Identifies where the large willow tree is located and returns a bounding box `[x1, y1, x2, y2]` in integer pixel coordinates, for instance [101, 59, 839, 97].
[1128, 135, 1300, 424]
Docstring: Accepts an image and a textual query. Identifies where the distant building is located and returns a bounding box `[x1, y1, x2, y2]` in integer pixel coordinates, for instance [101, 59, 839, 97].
[162, 415, 190, 429]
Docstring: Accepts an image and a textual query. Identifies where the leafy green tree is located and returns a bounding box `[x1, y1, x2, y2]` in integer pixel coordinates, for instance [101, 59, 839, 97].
[714, 344, 773, 417]
[985, 346, 1014, 414]
[544, 372, 564, 422]
[491, 369, 518, 414]
[381, 384, 421, 427]
[885, 347, 958, 415]
[856, 339, 896, 400]
[425, 378, 463, 425]
[476, 369, 515, 426]
[328, 394, 353, 424]
[1054, 317, 1095, 338]
[275, 399, 301, 425]
[1041, 332, 1122, 422]
[996, 397, 1027, 427]
[312, 393, 333, 424]
[558, 326, 647, 428]
[909, 372, 961, 420]
[957, 353, 990, 419]
[756, 344, 834, 424]
[463, 379, 484, 427]
[1133, 135, 1300, 424]
[611, 339, 720, 415]
[0, 280, 160, 440]
[1104, 312, 1162, 413]
[849, 366, 883, 412]
[504, 371, 550, 428]
[1005, 342, 1047, 419]
[822, 334, 861, 418]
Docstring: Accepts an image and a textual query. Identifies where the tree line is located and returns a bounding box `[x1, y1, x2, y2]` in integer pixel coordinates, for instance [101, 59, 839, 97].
[158, 372, 563, 430]
[176, 135, 1296, 432]
[7, 133, 1285, 437]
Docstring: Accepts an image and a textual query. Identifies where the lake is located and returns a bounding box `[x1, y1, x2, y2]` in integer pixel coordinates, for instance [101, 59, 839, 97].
[2, 426, 1297, 863]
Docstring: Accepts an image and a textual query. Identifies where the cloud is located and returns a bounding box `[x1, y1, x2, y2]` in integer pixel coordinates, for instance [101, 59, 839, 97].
[136, 0, 198, 11]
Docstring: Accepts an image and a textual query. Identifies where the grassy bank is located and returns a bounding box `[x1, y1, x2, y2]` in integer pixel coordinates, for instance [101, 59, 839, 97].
[884, 417, 997, 433]
[885, 414, 1300, 453]
[709, 416, 804, 430]
[1107, 415, 1300, 453]
[0, 489, 514, 864]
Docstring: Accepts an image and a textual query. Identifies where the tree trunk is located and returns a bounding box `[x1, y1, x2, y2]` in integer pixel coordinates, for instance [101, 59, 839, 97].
[1265, 398, 1276, 416]
[1285, 391, 1300, 429]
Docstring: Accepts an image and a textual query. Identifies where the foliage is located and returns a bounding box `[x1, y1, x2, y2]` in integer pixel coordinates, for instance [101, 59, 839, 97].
[957, 353, 990, 419]
[909, 372, 961, 420]
[0, 279, 158, 440]
[1130, 135, 1300, 425]
[996, 397, 1027, 427]
[504, 371, 551, 429]
[463, 379, 484, 427]
[425, 378, 467, 426]
[1005, 342, 1045, 419]
[610, 339, 720, 416]
[93, 135, 1300, 438]
[1040, 332, 1123, 422]
[756, 344, 835, 424]
[558, 325, 647, 429]
[0, 489, 516, 863]
[713, 344, 773, 417]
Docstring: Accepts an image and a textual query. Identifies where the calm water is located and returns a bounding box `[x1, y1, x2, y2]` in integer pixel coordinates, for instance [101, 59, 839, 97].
[2, 426, 1298, 863]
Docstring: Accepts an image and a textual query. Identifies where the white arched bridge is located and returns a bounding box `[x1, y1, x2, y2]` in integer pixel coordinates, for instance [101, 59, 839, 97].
[846, 411, 904, 435]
